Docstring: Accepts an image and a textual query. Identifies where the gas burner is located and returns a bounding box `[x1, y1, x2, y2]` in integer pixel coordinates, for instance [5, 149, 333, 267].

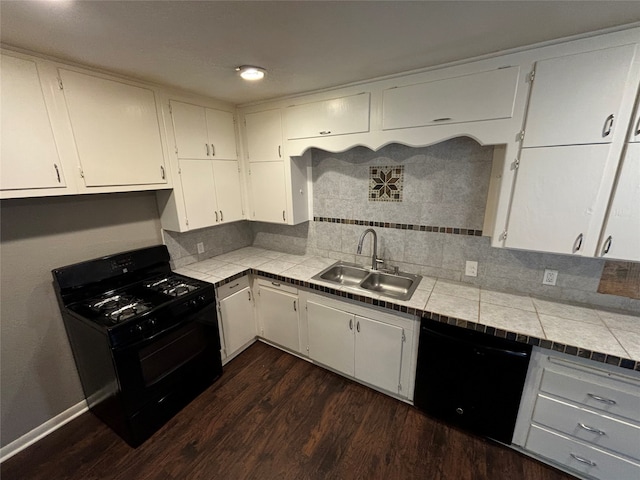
[145, 276, 199, 297]
[86, 293, 152, 323]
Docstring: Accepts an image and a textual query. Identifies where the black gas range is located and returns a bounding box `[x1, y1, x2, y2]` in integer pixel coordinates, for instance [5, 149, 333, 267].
[52, 245, 223, 447]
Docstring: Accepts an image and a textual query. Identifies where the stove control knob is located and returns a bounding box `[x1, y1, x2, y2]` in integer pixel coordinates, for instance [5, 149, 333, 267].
[198, 295, 206, 303]
[132, 324, 144, 335]
[147, 318, 156, 329]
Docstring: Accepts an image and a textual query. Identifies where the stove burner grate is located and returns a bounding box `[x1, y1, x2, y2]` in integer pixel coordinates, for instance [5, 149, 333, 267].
[145, 276, 200, 297]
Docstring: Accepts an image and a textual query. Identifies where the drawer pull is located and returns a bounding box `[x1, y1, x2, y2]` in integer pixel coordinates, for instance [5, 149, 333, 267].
[229, 283, 240, 289]
[570, 453, 597, 467]
[578, 423, 606, 436]
[587, 393, 617, 405]
[271, 282, 281, 287]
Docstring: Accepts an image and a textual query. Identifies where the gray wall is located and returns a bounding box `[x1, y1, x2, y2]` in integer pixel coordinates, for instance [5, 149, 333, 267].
[0, 192, 162, 448]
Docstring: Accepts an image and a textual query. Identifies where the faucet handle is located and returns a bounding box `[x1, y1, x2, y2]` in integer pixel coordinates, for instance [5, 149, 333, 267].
[375, 258, 385, 269]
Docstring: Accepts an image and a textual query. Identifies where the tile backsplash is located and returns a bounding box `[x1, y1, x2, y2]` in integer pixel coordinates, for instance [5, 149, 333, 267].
[166, 137, 640, 313]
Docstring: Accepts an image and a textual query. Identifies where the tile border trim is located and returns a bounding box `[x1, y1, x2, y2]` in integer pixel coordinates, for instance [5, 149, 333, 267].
[313, 217, 483, 236]
[209, 269, 639, 372]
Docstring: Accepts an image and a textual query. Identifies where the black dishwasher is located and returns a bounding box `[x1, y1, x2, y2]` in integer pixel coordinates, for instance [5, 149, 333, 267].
[413, 316, 532, 444]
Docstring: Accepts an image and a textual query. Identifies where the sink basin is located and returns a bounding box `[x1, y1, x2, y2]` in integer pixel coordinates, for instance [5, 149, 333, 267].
[319, 264, 369, 286]
[312, 261, 421, 301]
[360, 271, 416, 298]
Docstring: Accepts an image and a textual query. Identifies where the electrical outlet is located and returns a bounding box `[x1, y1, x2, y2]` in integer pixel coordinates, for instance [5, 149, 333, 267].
[197, 242, 205, 254]
[465, 260, 478, 277]
[542, 269, 558, 286]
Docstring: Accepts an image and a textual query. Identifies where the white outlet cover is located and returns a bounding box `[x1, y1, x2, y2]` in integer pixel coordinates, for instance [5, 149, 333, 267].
[197, 242, 205, 254]
[465, 260, 478, 277]
[542, 269, 558, 286]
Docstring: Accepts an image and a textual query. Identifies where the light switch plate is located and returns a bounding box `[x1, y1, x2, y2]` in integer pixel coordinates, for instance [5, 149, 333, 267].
[197, 242, 204, 254]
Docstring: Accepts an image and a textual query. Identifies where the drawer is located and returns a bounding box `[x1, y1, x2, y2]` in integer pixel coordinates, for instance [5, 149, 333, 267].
[217, 275, 250, 300]
[256, 278, 298, 295]
[532, 394, 640, 460]
[540, 367, 640, 422]
[526, 424, 640, 480]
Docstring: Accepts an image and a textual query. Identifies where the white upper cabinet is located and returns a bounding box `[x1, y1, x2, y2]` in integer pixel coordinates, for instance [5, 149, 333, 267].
[177, 159, 219, 230]
[60, 69, 167, 187]
[284, 93, 370, 140]
[248, 161, 288, 224]
[170, 100, 237, 160]
[1, 54, 66, 191]
[522, 45, 637, 148]
[244, 109, 283, 162]
[598, 143, 640, 261]
[212, 160, 244, 223]
[505, 145, 611, 255]
[382, 67, 520, 130]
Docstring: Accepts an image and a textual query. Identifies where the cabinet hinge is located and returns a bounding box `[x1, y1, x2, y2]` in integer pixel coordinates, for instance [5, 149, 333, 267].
[178, 167, 181, 175]
[518, 130, 525, 141]
[398, 383, 402, 392]
[401, 332, 406, 342]
[168, 103, 172, 115]
[186, 219, 189, 227]
[174, 145, 178, 155]
[78, 167, 84, 178]
[502, 230, 508, 240]
[57, 78, 63, 90]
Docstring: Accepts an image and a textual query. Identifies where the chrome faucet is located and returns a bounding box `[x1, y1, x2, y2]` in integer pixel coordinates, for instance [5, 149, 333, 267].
[356, 228, 381, 270]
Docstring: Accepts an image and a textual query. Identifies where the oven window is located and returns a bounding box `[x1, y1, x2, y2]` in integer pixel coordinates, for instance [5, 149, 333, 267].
[138, 323, 208, 387]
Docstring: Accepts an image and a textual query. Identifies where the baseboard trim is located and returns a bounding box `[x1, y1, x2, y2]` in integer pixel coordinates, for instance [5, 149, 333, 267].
[0, 400, 88, 463]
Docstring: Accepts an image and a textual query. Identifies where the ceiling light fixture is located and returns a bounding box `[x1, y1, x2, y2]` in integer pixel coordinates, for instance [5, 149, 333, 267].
[236, 65, 266, 81]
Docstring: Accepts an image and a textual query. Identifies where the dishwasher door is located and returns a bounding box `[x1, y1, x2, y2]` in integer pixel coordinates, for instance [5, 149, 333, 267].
[413, 317, 532, 444]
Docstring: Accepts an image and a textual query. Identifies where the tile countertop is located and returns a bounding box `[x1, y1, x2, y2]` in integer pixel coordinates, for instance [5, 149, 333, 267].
[174, 247, 640, 372]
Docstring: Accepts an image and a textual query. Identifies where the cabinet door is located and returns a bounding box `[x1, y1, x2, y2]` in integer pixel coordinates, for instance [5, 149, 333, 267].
[506, 145, 610, 255]
[382, 67, 519, 130]
[285, 93, 370, 140]
[212, 160, 244, 223]
[259, 286, 300, 352]
[219, 287, 255, 356]
[60, 69, 166, 186]
[248, 161, 288, 223]
[178, 159, 218, 230]
[1, 54, 66, 190]
[354, 316, 404, 394]
[245, 109, 283, 162]
[170, 100, 208, 159]
[205, 108, 237, 160]
[307, 301, 355, 377]
[599, 143, 640, 261]
[523, 45, 636, 148]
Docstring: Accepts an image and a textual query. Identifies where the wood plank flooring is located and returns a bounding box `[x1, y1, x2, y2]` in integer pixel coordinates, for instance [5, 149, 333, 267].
[1, 342, 577, 480]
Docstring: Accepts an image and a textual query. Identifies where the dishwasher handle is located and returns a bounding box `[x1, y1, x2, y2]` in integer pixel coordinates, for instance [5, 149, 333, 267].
[422, 325, 530, 359]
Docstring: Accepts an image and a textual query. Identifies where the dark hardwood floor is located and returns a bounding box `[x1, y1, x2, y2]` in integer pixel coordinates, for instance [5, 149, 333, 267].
[2, 342, 576, 480]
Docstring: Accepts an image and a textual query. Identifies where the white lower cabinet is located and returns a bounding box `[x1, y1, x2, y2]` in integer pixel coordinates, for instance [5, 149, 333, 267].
[514, 348, 640, 480]
[256, 280, 300, 353]
[217, 276, 256, 360]
[306, 296, 412, 397]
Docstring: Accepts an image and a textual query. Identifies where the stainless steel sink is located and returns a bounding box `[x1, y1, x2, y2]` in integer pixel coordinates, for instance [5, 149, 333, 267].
[312, 261, 421, 301]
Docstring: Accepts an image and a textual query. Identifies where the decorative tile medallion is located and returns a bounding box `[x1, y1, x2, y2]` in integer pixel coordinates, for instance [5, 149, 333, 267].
[369, 166, 403, 202]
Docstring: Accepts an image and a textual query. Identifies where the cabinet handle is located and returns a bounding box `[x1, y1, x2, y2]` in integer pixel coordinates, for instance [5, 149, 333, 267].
[349, 319, 353, 330]
[574, 233, 583, 252]
[356, 320, 360, 333]
[215, 211, 219, 222]
[293, 300, 297, 312]
[211, 144, 216, 156]
[578, 423, 606, 436]
[278, 145, 282, 158]
[282, 210, 286, 222]
[433, 117, 452, 122]
[54, 164, 61, 183]
[206, 143, 210, 156]
[602, 235, 612, 255]
[570, 453, 597, 467]
[602, 114, 615, 137]
[587, 393, 617, 405]
[319, 130, 331, 135]
[220, 210, 224, 222]
[160, 165, 165, 180]
[248, 291, 252, 301]
[271, 282, 281, 287]
[229, 283, 240, 289]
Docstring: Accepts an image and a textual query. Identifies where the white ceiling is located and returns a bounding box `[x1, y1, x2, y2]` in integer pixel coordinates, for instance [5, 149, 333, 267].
[2, 1, 640, 106]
